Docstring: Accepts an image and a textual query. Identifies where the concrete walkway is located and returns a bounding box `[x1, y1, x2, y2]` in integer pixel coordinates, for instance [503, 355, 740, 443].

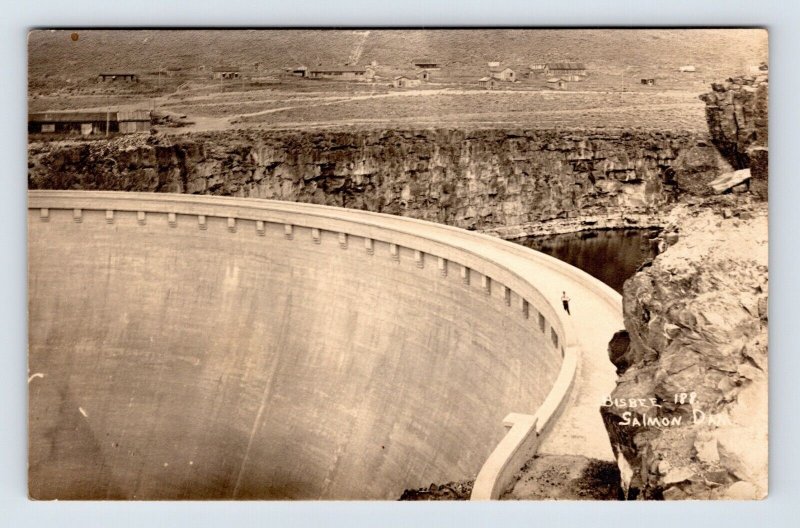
[533, 288, 620, 461]
[484, 240, 622, 462]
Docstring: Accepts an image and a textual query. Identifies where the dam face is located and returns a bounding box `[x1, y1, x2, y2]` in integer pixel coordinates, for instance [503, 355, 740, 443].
[28, 193, 565, 500]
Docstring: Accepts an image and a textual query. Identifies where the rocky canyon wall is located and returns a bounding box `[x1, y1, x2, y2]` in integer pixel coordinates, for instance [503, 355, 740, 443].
[700, 72, 768, 199]
[601, 73, 770, 501]
[29, 129, 725, 234]
[601, 204, 768, 500]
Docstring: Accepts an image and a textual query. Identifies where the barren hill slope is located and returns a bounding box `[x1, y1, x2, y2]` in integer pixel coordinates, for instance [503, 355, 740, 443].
[29, 29, 767, 84]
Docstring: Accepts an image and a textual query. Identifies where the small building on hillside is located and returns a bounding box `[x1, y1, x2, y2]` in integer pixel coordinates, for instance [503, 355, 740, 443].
[412, 58, 441, 70]
[561, 74, 583, 82]
[527, 63, 547, 77]
[28, 110, 152, 135]
[679, 65, 696, 73]
[97, 73, 138, 83]
[487, 61, 501, 68]
[479, 77, 500, 90]
[546, 78, 566, 90]
[307, 65, 375, 81]
[545, 62, 587, 77]
[489, 66, 516, 82]
[393, 76, 421, 88]
[213, 67, 241, 80]
[641, 78, 656, 86]
[287, 65, 308, 77]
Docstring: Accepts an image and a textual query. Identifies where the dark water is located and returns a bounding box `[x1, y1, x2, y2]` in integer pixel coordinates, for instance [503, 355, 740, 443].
[516, 229, 660, 294]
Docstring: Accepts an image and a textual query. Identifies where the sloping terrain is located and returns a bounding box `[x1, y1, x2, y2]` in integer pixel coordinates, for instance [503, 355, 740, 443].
[29, 29, 766, 86]
[27, 29, 766, 132]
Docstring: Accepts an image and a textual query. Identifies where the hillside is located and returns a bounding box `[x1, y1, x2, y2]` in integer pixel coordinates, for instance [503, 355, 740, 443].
[27, 29, 766, 134]
[29, 29, 767, 88]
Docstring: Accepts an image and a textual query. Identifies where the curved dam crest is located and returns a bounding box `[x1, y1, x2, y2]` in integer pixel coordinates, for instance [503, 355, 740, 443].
[28, 191, 620, 500]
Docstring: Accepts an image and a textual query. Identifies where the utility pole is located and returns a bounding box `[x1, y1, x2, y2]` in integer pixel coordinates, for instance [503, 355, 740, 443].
[620, 65, 632, 101]
[105, 94, 110, 136]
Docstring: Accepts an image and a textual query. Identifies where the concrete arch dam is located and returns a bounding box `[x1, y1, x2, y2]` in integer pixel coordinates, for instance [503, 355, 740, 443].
[28, 191, 622, 500]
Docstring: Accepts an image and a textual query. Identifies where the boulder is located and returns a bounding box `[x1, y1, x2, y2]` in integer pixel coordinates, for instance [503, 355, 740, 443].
[709, 168, 751, 194]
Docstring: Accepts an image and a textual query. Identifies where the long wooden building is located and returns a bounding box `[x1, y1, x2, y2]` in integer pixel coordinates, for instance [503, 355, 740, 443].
[545, 62, 587, 77]
[306, 65, 375, 81]
[28, 110, 152, 135]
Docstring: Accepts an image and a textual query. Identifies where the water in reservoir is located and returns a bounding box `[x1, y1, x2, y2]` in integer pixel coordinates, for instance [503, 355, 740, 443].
[515, 228, 660, 294]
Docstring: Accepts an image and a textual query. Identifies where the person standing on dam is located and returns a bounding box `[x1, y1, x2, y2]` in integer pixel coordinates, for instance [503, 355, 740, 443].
[561, 291, 571, 315]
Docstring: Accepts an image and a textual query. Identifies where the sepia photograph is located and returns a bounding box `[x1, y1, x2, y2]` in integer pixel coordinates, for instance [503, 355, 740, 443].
[26, 28, 768, 502]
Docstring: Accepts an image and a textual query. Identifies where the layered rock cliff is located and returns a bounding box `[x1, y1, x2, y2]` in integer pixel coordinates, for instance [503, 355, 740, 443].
[700, 72, 768, 199]
[600, 71, 770, 501]
[601, 202, 768, 500]
[29, 129, 725, 234]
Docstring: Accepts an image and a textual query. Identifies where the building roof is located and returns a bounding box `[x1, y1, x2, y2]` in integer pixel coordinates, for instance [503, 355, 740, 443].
[529, 63, 547, 69]
[547, 62, 586, 70]
[488, 66, 514, 73]
[412, 58, 440, 65]
[212, 67, 240, 72]
[29, 110, 151, 123]
[117, 110, 152, 121]
[478, 77, 495, 82]
[309, 65, 368, 73]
